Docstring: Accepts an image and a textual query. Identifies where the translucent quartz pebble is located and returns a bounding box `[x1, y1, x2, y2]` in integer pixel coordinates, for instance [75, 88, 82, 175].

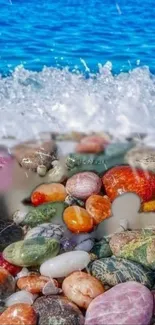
[40, 251, 90, 278]
[5, 290, 37, 307]
[85, 281, 153, 325]
[25, 223, 64, 241]
[0, 303, 37, 325]
[42, 280, 62, 295]
[16, 268, 29, 280]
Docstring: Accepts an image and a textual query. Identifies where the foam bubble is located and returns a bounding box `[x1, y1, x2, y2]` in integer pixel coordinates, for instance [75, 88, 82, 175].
[0, 63, 155, 142]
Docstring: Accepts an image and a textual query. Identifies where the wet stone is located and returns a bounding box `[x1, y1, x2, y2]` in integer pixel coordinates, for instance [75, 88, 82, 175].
[33, 295, 85, 325]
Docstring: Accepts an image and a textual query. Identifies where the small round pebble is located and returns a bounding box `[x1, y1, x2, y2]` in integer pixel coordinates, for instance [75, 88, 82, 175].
[86, 195, 111, 224]
[62, 271, 105, 309]
[24, 223, 64, 241]
[37, 165, 47, 177]
[0, 303, 37, 325]
[66, 172, 102, 200]
[0, 253, 21, 276]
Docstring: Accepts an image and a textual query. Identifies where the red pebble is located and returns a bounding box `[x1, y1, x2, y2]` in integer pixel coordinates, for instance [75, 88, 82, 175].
[0, 254, 21, 276]
[102, 166, 155, 202]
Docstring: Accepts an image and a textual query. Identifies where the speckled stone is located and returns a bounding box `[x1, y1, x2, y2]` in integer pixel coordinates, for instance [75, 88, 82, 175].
[22, 202, 67, 228]
[3, 237, 60, 267]
[25, 223, 64, 241]
[88, 256, 155, 288]
[33, 295, 84, 325]
[0, 221, 23, 251]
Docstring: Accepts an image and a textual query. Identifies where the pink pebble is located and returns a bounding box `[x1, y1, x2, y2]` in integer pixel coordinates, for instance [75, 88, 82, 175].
[85, 281, 153, 325]
[66, 172, 102, 200]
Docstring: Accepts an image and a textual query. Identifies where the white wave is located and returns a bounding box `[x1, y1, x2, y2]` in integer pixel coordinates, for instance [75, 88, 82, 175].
[0, 62, 155, 142]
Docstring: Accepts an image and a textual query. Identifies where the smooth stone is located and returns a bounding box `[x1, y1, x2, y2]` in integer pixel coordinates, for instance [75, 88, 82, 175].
[0, 221, 23, 251]
[16, 268, 29, 279]
[62, 271, 105, 309]
[0, 303, 37, 325]
[90, 237, 112, 258]
[110, 229, 155, 270]
[3, 237, 60, 267]
[37, 165, 47, 177]
[105, 142, 134, 157]
[40, 251, 90, 278]
[0, 253, 21, 276]
[25, 223, 64, 241]
[42, 280, 62, 295]
[85, 281, 153, 325]
[33, 295, 84, 325]
[88, 256, 154, 288]
[5, 290, 37, 307]
[46, 160, 68, 183]
[60, 232, 96, 252]
[0, 267, 15, 300]
[11, 139, 56, 171]
[22, 202, 67, 227]
[66, 172, 102, 199]
[74, 239, 94, 252]
[66, 152, 128, 177]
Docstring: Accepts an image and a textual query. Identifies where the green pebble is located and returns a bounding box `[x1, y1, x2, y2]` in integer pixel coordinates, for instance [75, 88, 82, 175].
[3, 237, 60, 267]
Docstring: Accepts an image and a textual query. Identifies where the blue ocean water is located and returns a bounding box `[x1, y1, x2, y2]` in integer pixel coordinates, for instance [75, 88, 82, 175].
[0, 0, 155, 74]
[0, 0, 155, 139]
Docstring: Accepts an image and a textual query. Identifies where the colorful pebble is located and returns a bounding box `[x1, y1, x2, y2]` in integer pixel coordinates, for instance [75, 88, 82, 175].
[102, 165, 155, 202]
[24, 223, 64, 241]
[31, 183, 67, 206]
[0, 303, 37, 325]
[85, 281, 153, 325]
[63, 206, 94, 233]
[0, 253, 21, 276]
[86, 194, 111, 224]
[62, 271, 105, 309]
[17, 274, 57, 294]
[3, 237, 60, 267]
[66, 172, 102, 199]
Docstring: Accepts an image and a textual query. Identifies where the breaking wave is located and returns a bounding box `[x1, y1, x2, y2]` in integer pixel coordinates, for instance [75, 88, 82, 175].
[1, 62, 155, 142]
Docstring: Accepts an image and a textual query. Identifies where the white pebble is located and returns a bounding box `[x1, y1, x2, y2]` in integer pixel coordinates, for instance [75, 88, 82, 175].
[37, 165, 47, 176]
[5, 290, 37, 307]
[16, 267, 29, 280]
[40, 251, 90, 278]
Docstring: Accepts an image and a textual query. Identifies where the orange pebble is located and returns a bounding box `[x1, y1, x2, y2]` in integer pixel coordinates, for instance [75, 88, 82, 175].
[31, 183, 67, 206]
[86, 195, 111, 225]
[75, 135, 109, 154]
[63, 206, 94, 233]
[62, 271, 105, 309]
[0, 303, 37, 325]
[76, 142, 102, 154]
[17, 274, 57, 294]
[141, 200, 155, 212]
